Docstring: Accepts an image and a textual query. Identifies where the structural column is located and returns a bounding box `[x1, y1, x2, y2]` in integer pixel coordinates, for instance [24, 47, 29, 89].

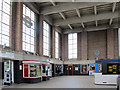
[59, 33, 62, 59]
[77, 33, 81, 60]
[39, 14, 43, 56]
[10, 2, 23, 52]
[62, 34, 68, 61]
[107, 29, 114, 59]
[114, 29, 119, 59]
[51, 26, 55, 58]
[81, 31, 87, 60]
[35, 14, 39, 54]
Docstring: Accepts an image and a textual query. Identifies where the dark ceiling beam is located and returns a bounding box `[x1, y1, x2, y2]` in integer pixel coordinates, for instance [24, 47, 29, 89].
[54, 11, 119, 26]
[109, 2, 117, 25]
[63, 23, 118, 34]
[24, 2, 40, 14]
[40, 2, 111, 15]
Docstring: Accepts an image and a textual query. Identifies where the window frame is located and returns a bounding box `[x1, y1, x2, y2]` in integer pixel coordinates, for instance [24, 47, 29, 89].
[55, 31, 59, 59]
[43, 21, 50, 56]
[0, 0, 11, 47]
[68, 33, 77, 59]
[22, 4, 35, 53]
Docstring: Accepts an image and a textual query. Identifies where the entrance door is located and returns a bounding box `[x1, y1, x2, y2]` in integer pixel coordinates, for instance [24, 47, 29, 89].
[68, 64, 73, 75]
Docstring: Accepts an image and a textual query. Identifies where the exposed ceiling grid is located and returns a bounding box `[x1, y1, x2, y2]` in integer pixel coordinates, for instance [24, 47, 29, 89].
[109, 2, 117, 25]
[25, 2, 120, 34]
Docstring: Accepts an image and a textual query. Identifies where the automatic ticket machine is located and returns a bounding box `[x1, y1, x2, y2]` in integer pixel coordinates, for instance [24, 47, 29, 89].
[94, 60, 120, 85]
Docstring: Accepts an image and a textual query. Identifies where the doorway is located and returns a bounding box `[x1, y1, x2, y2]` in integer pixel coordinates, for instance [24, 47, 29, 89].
[68, 64, 73, 75]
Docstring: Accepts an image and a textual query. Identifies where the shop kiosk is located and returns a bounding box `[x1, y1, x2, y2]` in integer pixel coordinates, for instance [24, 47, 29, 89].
[94, 60, 120, 85]
[89, 64, 95, 76]
[23, 60, 42, 83]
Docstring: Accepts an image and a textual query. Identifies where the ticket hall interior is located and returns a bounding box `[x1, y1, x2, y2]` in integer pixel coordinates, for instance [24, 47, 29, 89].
[0, 0, 120, 89]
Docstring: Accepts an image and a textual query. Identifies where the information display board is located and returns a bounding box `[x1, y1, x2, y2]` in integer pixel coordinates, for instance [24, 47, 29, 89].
[107, 63, 120, 74]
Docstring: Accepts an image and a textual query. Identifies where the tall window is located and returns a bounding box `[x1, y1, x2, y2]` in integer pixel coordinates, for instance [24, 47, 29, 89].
[68, 33, 77, 59]
[22, 5, 35, 52]
[0, 0, 11, 46]
[55, 31, 59, 58]
[43, 21, 50, 56]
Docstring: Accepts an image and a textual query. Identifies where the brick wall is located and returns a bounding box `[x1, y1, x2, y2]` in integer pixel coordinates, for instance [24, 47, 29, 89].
[62, 34, 68, 61]
[81, 31, 88, 60]
[77, 33, 81, 60]
[88, 30, 107, 60]
[51, 26, 55, 58]
[107, 29, 114, 59]
[39, 14, 43, 56]
[114, 29, 119, 59]
[35, 14, 39, 54]
[10, 2, 23, 52]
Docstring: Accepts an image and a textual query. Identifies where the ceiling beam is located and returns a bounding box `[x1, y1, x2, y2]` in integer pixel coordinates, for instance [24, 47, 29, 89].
[40, 2, 110, 15]
[112, 2, 116, 13]
[109, 18, 113, 25]
[55, 26, 62, 33]
[76, 8, 81, 17]
[68, 24, 73, 30]
[24, 2, 40, 14]
[59, 12, 66, 20]
[63, 23, 118, 34]
[50, 0, 56, 6]
[72, 0, 75, 2]
[95, 21, 98, 27]
[54, 11, 118, 26]
[94, 6, 97, 15]
[81, 22, 85, 28]
[109, 3, 117, 26]
[94, 6, 98, 27]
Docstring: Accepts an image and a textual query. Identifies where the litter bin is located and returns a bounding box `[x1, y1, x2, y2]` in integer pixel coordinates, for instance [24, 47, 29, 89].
[117, 76, 120, 90]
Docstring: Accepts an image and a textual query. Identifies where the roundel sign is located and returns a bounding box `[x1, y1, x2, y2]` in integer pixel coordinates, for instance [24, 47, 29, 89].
[95, 50, 100, 56]
[23, 16, 33, 28]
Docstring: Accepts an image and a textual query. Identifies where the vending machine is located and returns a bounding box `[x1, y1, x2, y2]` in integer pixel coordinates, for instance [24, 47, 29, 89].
[4, 60, 14, 85]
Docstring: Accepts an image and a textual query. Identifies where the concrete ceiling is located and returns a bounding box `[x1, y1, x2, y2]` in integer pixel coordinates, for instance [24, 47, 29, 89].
[24, 2, 120, 34]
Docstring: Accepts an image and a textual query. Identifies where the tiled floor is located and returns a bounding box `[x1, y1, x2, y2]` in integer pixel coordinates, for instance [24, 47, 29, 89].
[2, 76, 117, 88]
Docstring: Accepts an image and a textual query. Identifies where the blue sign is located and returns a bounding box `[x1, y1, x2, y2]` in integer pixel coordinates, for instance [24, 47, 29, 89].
[95, 50, 100, 56]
